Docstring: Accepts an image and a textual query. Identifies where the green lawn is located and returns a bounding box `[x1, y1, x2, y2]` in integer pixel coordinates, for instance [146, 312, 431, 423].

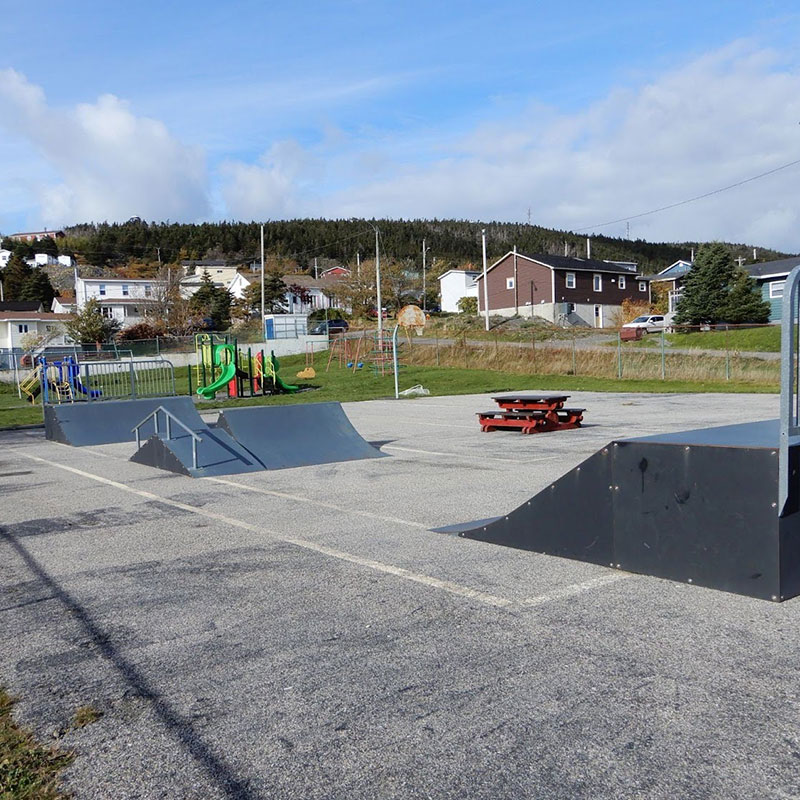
[627, 325, 781, 352]
[0, 352, 778, 430]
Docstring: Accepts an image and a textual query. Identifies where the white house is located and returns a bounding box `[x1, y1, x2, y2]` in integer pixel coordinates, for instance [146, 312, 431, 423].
[0, 250, 11, 268]
[0, 311, 73, 350]
[231, 273, 350, 312]
[74, 272, 162, 328]
[438, 269, 480, 312]
[30, 253, 58, 267]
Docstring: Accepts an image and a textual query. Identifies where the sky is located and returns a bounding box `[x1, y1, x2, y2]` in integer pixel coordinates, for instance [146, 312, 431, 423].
[1, 0, 800, 252]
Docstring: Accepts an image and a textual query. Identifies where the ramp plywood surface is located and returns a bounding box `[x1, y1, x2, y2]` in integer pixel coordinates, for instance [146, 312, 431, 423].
[218, 402, 386, 470]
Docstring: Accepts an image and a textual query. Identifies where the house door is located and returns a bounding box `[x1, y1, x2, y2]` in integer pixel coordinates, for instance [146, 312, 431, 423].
[594, 305, 603, 328]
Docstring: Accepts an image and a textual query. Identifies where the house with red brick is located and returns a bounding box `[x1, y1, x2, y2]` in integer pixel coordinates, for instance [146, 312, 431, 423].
[475, 251, 651, 328]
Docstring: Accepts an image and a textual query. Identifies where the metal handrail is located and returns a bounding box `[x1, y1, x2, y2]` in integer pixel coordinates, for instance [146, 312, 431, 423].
[132, 405, 202, 470]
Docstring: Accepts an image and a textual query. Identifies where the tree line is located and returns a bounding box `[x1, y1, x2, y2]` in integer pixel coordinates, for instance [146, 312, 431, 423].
[5, 218, 789, 276]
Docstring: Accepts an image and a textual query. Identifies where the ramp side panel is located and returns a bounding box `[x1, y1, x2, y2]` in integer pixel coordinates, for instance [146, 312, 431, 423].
[44, 397, 204, 446]
[458, 448, 615, 566]
[612, 441, 780, 600]
[130, 429, 264, 477]
[218, 403, 385, 470]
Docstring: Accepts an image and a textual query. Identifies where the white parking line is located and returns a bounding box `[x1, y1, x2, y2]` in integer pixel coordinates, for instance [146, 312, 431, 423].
[14, 450, 630, 613]
[383, 445, 562, 464]
[205, 476, 430, 529]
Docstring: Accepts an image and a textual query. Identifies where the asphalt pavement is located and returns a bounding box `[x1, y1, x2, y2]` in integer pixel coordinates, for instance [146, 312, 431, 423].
[1, 390, 798, 799]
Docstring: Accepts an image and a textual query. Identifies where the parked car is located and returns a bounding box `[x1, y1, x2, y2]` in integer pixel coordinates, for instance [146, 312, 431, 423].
[309, 319, 349, 335]
[622, 314, 668, 334]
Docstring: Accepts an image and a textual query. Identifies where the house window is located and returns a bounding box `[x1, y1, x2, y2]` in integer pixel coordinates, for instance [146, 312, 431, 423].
[639, 281, 647, 292]
[618, 276, 626, 290]
[593, 274, 602, 292]
[144, 284, 152, 297]
[122, 284, 129, 296]
[17, 324, 29, 334]
[506, 277, 515, 290]
[99, 284, 106, 296]
[565, 272, 576, 289]
[124, 306, 140, 317]
[101, 306, 114, 319]
[770, 281, 785, 299]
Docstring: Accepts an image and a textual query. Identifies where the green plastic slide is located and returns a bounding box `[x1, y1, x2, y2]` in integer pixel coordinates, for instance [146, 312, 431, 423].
[271, 352, 299, 393]
[197, 344, 237, 399]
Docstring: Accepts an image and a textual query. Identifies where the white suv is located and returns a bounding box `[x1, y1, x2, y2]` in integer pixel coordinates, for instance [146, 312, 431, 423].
[622, 314, 667, 334]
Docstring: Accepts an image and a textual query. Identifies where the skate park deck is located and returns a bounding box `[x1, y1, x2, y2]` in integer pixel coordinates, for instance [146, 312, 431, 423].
[4, 390, 800, 799]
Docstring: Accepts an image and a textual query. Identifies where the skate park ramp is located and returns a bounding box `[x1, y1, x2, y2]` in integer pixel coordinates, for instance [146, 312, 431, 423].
[130, 424, 264, 478]
[437, 418, 800, 602]
[44, 397, 204, 447]
[217, 402, 386, 470]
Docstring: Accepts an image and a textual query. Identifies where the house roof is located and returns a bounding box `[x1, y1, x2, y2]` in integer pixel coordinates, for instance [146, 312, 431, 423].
[438, 269, 481, 281]
[0, 312, 72, 321]
[0, 301, 43, 312]
[475, 251, 641, 281]
[745, 256, 800, 279]
[77, 275, 159, 284]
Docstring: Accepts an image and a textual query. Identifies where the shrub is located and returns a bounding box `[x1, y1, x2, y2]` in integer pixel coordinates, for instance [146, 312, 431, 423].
[116, 321, 166, 341]
[457, 296, 478, 314]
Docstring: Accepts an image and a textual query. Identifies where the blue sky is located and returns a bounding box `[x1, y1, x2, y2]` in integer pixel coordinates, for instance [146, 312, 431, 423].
[2, 1, 800, 251]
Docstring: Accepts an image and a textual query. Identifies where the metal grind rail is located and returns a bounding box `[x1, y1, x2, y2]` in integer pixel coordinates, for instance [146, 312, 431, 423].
[73, 358, 177, 403]
[780, 263, 800, 515]
[133, 405, 202, 471]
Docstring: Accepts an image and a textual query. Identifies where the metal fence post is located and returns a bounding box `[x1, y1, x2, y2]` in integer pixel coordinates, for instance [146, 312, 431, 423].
[571, 332, 577, 375]
[129, 360, 137, 399]
[617, 333, 622, 379]
[725, 325, 731, 381]
[661, 330, 666, 380]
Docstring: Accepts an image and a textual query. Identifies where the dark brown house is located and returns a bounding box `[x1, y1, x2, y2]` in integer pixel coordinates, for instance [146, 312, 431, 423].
[476, 251, 651, 328]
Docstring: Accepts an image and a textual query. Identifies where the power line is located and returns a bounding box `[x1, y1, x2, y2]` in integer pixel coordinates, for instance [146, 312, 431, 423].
[574, 157, 800, 233]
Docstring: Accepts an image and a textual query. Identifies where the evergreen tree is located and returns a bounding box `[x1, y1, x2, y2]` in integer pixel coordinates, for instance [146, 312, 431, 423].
[19, 268, 56, 309]
[721, 267, 770, 324]
[673, 242, 735, 325]
[2, 253, 33, 300]
[190, 271, 232, 329]
[64, 298, 120, 344]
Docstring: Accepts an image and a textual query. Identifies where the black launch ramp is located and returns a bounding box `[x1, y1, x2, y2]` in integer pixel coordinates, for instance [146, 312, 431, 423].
[217, 402, 386, 470]
[44, 396, 203, 446]
[437, 419, 800, 602]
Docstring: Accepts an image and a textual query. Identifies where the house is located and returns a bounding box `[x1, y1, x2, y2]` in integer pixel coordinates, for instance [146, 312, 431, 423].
[646, 260, 693, 313]
[74, 272, 161, 328]
[438, 269, 480, 312]
[474, 251, 649, 327]
[745, 256, 800, 322]
[0, 311, 73, 350]
[8, 230, 65, 242]
[231, 272, 350, 312]
[29, 253, 58, 267]
[320, 266, 351, 278]
[0, 249, 11, 268]
[180, 263, 242, 298]
[0, 302, 43, 313]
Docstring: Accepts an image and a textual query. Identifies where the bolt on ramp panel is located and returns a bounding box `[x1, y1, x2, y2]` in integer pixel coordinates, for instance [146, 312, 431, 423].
[129, 428, 264, 477]
[44, 397, 205, 446]
[437, 419, 800, 601]
[217, 402, 386, 470]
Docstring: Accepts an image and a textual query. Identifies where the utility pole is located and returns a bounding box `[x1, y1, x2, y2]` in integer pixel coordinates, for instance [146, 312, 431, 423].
[482, 229, 489, 331]
[356, 250, 361, 279]
[260, 223, 265, 339]
[513, 245, 518, 315]
[735, 256, 746, 268]
[314, 257, 318, 279]
[156, 247, 161, 265]
[626, 221, 630, 240]
[375, 226, 382, 342]
[422, 238, 429, 313]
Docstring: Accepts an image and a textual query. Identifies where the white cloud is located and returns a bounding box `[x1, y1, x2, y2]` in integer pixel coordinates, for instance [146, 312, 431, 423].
[220, 41, 800, 252]
[0, 69, 209, 226]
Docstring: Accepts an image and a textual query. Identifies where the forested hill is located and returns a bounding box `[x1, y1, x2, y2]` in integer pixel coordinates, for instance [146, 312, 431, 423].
[57, 218, 793, 274]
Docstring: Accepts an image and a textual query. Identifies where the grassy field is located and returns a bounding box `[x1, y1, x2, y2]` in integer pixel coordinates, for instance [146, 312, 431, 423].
[624, 325, 781, 352]
[0, 348, 779, 430]
[0, 688, 73, 799]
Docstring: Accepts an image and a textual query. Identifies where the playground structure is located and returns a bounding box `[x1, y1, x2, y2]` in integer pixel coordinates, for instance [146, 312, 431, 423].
[193, 333, 298, 399]
[20, 355, 176, 405]
[438, 265, 800, 602]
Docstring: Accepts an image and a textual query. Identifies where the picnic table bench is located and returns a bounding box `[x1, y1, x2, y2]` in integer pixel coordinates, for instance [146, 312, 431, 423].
[478, 394, 584, 434]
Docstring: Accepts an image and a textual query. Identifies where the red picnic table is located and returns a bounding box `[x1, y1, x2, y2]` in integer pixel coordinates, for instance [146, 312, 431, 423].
[477, 393, 584, 434]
